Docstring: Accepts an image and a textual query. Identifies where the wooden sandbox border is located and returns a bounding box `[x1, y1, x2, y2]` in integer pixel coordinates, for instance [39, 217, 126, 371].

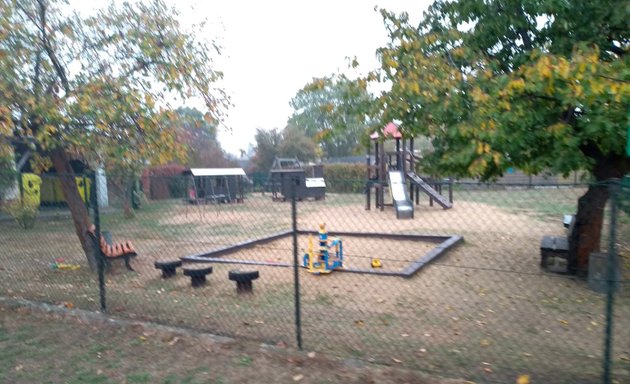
[182, 230, 463, 278]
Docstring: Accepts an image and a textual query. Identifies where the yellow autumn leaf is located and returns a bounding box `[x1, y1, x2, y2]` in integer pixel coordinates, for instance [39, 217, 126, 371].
[517, 374, 530, 384]
[144, 93, 155, 108]
[492, 152, 501, 165]
[508, 78, 525, 91]
[476, 142, 484, 155]
[410, 82, 420, 94]
[557, 59, 570, 79]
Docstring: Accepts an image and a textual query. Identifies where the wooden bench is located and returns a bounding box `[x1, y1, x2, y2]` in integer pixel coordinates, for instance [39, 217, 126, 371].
[87, 225, 137, 271]
[540, 215, 575, 274]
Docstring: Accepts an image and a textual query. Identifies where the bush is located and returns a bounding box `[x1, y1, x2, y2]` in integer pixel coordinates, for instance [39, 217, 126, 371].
[142, 164, 187, 200]
[2, 199, 39, 229]
[319, 163, 366, 194]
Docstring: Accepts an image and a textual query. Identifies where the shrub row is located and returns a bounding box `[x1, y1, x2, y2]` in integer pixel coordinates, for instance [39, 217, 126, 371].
[318, 163, 365, 194]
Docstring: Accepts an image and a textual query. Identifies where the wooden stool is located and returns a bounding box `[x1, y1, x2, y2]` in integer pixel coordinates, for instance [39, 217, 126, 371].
[154, 260, 182, 278]
[183, 266, 213, 288]
[228, 270, 260, 294]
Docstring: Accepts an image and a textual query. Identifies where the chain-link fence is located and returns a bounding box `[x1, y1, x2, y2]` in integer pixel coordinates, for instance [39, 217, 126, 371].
[1, 173, 628, 383]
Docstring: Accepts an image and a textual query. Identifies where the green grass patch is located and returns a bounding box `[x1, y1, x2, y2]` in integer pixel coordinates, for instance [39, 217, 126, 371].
[456, 187, 583, 220]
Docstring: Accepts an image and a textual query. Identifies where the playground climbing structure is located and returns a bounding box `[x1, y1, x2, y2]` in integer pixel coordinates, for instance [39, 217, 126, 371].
[365, 122, 453, 219]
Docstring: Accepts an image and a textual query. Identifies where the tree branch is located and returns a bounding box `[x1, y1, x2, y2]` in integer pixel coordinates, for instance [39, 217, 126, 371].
[37, 0, 70, 94]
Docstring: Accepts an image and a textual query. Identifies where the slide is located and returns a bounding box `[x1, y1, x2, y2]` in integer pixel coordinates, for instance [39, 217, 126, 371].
[407, 172, 452, 209]
[388, 170, 414, 219]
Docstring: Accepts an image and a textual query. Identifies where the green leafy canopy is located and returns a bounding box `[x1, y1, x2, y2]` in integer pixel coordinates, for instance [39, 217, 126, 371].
[0, 0, 228, 175]
[372, 0, 629, 181]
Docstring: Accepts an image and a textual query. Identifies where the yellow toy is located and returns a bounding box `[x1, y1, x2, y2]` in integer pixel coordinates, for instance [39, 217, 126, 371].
[50, 258, 80, 270]
[302, 223, 343, 274]
[371, 258, 382, 268]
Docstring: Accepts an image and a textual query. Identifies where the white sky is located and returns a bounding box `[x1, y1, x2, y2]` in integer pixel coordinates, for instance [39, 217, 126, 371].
[73, 1, 430, 156]
[186, 1, 430, 156]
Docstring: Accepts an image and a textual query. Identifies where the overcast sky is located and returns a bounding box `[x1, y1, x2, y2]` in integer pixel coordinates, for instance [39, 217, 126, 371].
[179, 1, 430, 156]
[75, 1, 431, 156]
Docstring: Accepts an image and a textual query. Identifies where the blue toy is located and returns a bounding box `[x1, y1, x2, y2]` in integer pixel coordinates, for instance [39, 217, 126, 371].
[302, 223, 343, 274]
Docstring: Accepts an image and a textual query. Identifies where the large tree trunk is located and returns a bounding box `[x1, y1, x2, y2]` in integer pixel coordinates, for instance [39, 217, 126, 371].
[50, 148, 99, 271]
[569, 154, 629, 276]
[569, 184, 608, 275]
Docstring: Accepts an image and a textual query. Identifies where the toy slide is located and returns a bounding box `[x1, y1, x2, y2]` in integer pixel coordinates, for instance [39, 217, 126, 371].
[388, 170, 414, 219]
[406, 172, 452, 209]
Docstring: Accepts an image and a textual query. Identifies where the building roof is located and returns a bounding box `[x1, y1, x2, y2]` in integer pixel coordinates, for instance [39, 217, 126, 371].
[185, 168, 246, 177]
[370, 122, 402, 140]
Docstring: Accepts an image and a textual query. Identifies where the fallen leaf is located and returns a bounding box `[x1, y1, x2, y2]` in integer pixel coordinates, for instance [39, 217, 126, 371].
[517, 374, 530, 384]
[392, 357, 403, 364]
[254, 320, 264, 324]
[483, 367, 492, 373]
[558, 319, 569, 325]
[419, 348, 427, 353]
[480, 339, 491, 347]
[138, 336, 146, 341]
[307, 352, 316, 358]
[168, 337, 179, 346]
[15, 365, 23, 371]
[354, 320, 365, 327]
[293, 374, 304, 381]
[400, 333, 409, 337]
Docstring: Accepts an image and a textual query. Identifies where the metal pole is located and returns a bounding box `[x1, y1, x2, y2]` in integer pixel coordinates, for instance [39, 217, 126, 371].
[291, 177, 302, 350]
[92, 172, 106, 312]
[603, 180, 619, 384]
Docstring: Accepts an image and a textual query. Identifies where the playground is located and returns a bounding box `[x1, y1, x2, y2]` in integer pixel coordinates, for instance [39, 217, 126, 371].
[0, 188, 629, 383]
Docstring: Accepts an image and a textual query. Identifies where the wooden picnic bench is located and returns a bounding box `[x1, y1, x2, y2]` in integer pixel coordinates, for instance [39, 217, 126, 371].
[87, 225, 138, 271]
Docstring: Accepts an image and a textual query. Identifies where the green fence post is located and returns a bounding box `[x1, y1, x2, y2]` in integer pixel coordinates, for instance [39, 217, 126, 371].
[603, 180, 620, 384]
[91, 172, 106, 312]
[292, 176, 302, 350]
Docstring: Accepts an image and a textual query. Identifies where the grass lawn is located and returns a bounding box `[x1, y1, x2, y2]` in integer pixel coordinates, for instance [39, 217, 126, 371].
[1, 187, 628, 383]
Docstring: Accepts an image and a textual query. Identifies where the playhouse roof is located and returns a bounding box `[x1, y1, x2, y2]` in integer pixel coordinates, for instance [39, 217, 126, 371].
[370, 122, 402, 140]
[185, 168, 246, 177]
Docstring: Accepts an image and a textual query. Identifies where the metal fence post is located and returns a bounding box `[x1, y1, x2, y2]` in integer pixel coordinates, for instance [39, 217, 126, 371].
[291, 176, 303, 350]
[603, 179, 620, 384]
[91, 172, 106, 312]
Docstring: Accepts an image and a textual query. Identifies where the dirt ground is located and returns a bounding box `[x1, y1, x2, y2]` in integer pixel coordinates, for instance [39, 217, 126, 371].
[1, 191, 628, 383]
[0, 299, 470, 384]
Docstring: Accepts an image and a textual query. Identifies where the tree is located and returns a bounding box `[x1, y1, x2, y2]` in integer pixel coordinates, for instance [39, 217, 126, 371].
[373, 1, 629, 274]
[0, 145, 18, 199]
[250, 128, 282, 173]
[250, 125, 318, 173]
[289, 74, 374, 158]
[277, 124, 318, 163]
[0, 0, 226, 270]
[169, 106, 233, 168]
